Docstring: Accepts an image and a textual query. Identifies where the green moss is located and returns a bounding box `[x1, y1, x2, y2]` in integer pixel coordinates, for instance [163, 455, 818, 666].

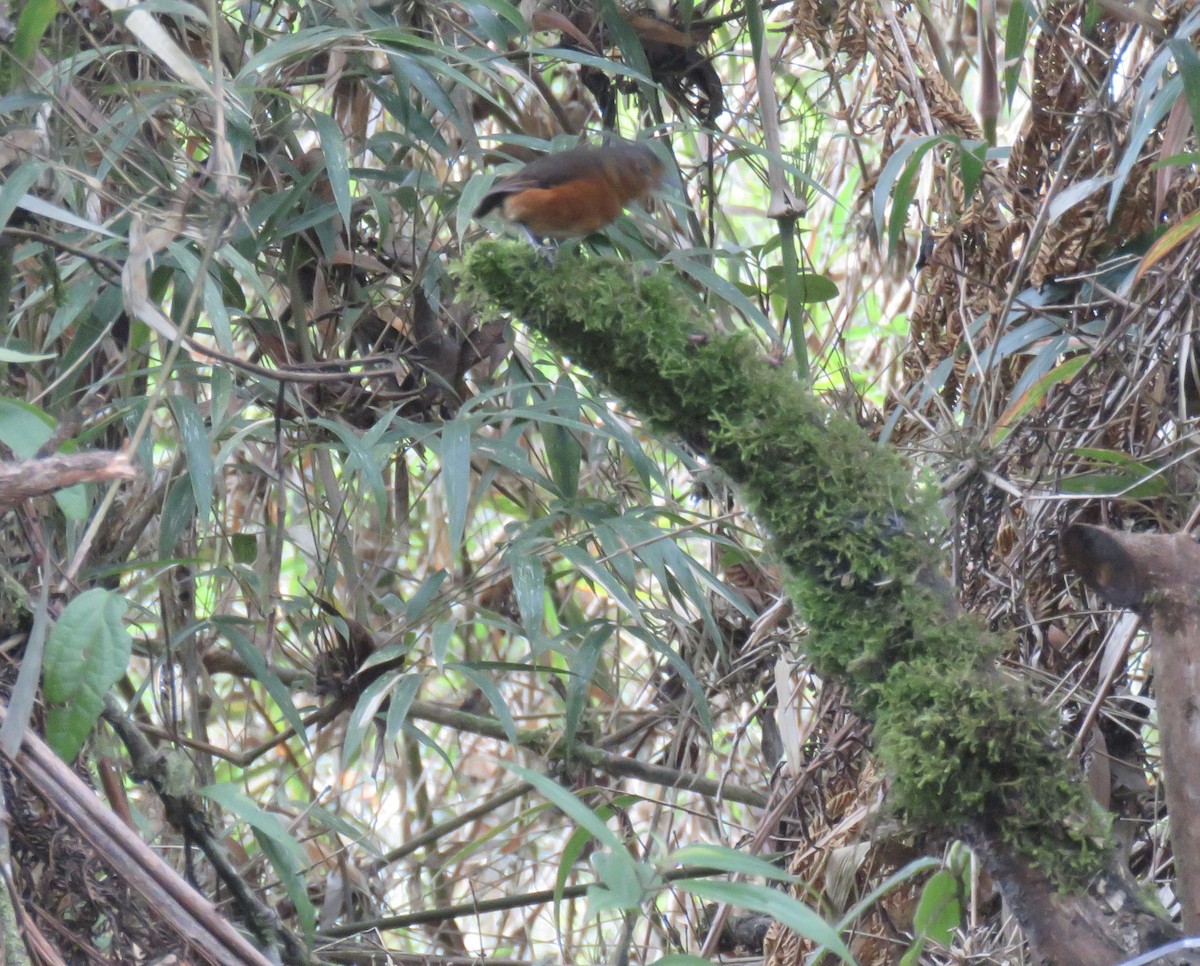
[461, 242, 1111, 884]
[876, 658, 1110, 881]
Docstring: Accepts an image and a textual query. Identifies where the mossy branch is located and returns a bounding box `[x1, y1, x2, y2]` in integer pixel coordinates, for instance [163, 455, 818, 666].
[461, 241, 1109, 884]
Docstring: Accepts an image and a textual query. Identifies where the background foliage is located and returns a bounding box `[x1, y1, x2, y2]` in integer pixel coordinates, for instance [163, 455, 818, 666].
[2, 0, 1198, 961]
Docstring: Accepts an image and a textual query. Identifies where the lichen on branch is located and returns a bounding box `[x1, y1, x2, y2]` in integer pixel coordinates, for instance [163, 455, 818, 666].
[461, 241, 1109, 882]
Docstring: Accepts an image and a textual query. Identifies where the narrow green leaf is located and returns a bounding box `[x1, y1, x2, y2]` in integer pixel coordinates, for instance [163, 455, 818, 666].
[212, 618, 308, 745]
[344, 673, 398, 762]
[441, 419, 472, 552]
[237, 25, 360, 79]
[1002, 0, 1031, 105]
[833, 856, 942, 933]
[15, 191, 118, 236]
[167, 395, 213, 528]
[676, 879, 856, 965]
[405, 569, 449, 624]
[1109, 75, 1181, 221]
[314, 417, 388, 511]
[0, 162, 48, 229]
[505, 763, 630, 857]
[509, 545, 546, 640]
[312, 110, 352, 226]
[627, 625, 712, 736]
[992, 354, 1088, 443]
[0, 346, 53, 362]
[458, 171, 495, 243]
[559, 543, 643, 622]
[431, 618, 455, 666]
[383, 673, 423, 743]
[598, 0, 653, 79]
[43, 589, 133, 761]
[563, 626, 607, 751]
[957, 139, 987, 202]
[589, 849, 659, 914]
[1048, 175, 1115, 224]
[873, 136, 943, 250]
[202, 783, 316, 938]
[665, 844, 794, 882]
[448, 663, 518, 744]
[544, 377, 583, 499]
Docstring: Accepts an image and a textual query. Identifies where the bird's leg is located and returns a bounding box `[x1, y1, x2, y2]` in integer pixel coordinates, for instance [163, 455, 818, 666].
[518, 225, 556, 265]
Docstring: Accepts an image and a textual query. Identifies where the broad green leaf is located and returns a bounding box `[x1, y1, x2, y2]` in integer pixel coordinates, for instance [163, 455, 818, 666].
[676, 879, 856, 965]
[43, 589, 133, 761]
[0, 397, 86, 518]
[795, 272, 839, 303]
[12, 0, 56, 65]
[911, 868, 964, 945]
[588, 849, 660, 916]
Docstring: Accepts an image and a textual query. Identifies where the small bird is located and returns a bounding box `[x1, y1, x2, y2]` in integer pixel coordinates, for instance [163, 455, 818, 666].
[474, 141, 666, 243]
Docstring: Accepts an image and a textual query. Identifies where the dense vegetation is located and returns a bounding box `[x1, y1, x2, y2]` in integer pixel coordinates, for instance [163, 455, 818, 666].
[2, 0, 1199, 962]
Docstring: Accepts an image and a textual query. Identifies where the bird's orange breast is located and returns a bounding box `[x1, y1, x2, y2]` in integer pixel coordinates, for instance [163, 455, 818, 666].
[500, 178, 625, 239]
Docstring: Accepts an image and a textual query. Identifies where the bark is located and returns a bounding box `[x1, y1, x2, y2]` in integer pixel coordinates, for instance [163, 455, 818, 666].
[1063, 524, 1200, 932]
[0, 452, 136, 511]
